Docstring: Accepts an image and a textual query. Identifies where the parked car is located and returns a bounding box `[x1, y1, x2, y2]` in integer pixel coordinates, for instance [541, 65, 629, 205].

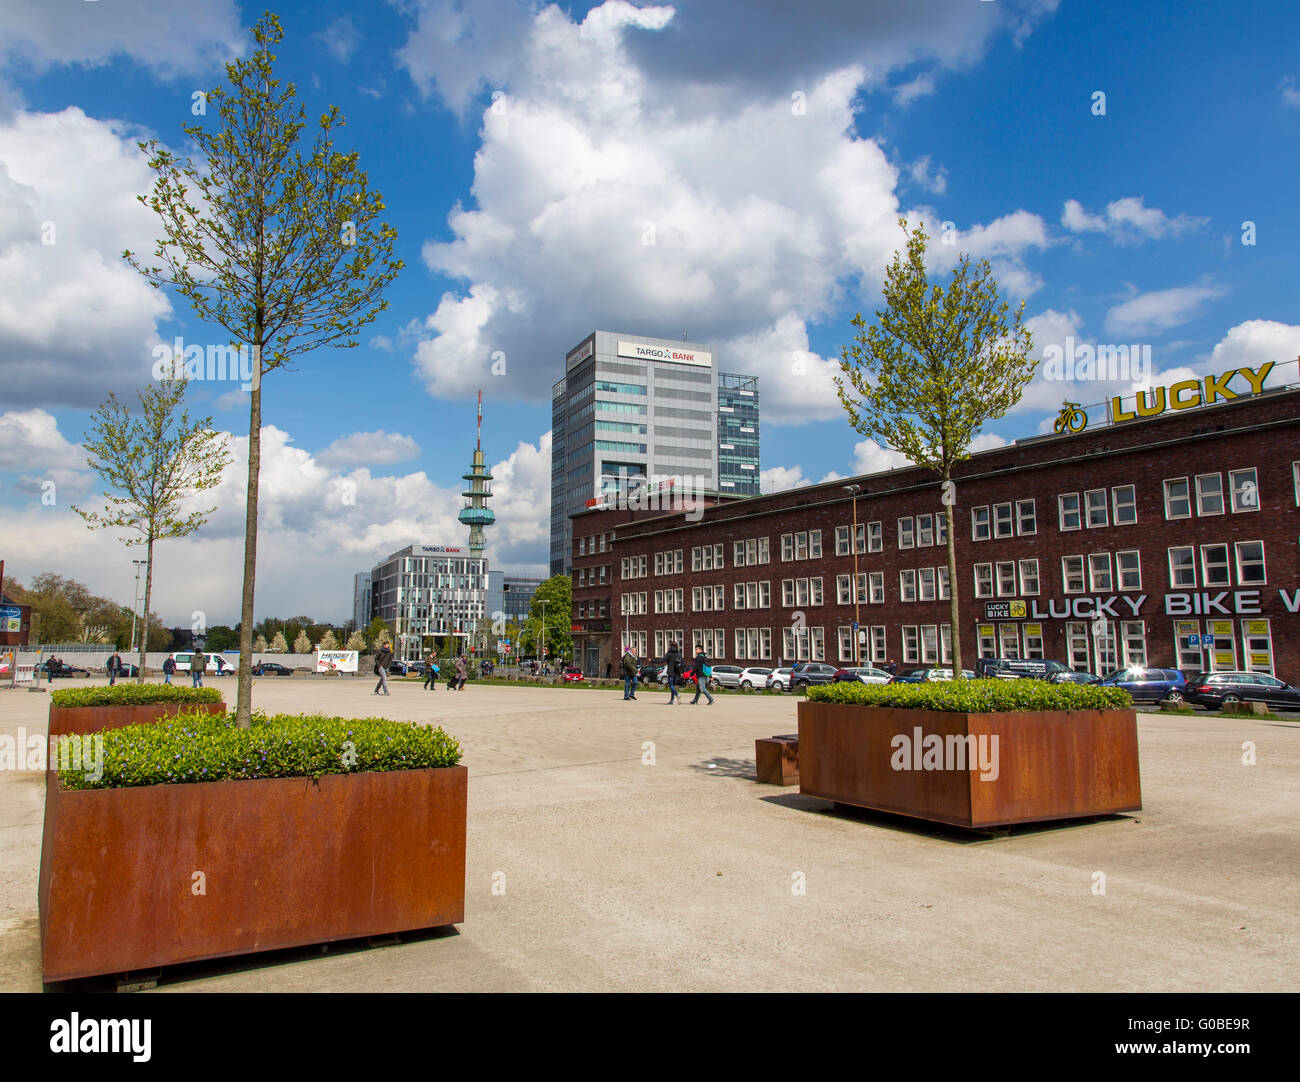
[1098, 667, 1187, 702]
[765, 667, 794, 692]
[976, 658, 1073, 680]
[172, 652, 236, 676]
[891, 668, 977, 683]
[42, 659, 90, 679]
[561, 666, 585, 683]
[788, 662, 840, 690]
[656, 666, 698, 686]
[635, 663, 661, 685]
[1048, 670, 1101, 685]
[1183, 671, 1300, 711]
[251, 660, 293, 676]
[833, 666, 893, 685]
[736, 666, 773, 690]
[118, 663, 140, 678]
[705, 664, 744, 689]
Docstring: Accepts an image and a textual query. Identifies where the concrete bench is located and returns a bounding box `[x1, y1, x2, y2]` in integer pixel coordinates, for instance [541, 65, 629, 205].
[756, 734, 799, 786]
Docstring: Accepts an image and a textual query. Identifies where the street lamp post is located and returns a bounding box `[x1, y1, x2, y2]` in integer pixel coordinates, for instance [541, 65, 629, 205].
[540, 598, 549, 670]
[843, 485, 862, 666]
[128, 559, 145, 654]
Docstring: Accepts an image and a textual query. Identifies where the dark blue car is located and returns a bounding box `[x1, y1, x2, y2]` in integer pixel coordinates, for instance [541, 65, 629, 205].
[1098, 667, 1187, 702]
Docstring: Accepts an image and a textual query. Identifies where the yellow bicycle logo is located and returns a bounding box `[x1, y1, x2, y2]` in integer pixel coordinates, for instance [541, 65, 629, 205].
[1054, 401, 1087, 434]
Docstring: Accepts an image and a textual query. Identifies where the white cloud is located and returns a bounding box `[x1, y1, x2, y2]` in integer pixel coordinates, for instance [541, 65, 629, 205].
[760, 465, 813, 493]
[315, 16, 361, 63]
[0, 108, 173, 408]
[0, 0, 242, 82]
[0, 408, 83, 469]
[907, 155, 947, 195]
[892, 73, 935, 106]
[1104, 283, 1225, 337]
[402, 1, 1057, 424]
[315, 430, 422, 469]
[850, 439, 911, 477]
[1281, 77, 1300, 109]
[1061, 196, 1207, 242]
[1204, 319, 1300, 382]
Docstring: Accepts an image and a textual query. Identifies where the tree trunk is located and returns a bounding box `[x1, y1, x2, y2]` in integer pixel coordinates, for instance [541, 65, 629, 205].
[235, 364, 262, 729]
[137, 539, 154, 683]
[945, 488, 962, 678]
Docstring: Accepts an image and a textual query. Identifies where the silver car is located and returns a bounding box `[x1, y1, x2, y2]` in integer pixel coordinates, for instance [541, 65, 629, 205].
[765, 667, 794, 691]
[737, 666, 773, 690]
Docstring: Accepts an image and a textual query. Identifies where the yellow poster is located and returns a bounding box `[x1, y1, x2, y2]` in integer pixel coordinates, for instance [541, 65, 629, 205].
[1175, 620, 1199, 636]
[1209, 620, 1233, 636]
[1025, 623, 1042, 636]
[978, 624, 994, 637]
[1246, 621, 1269, 635]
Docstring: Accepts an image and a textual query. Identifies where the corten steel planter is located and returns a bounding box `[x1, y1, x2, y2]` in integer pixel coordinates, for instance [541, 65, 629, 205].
[39, 765, 467, 982]
[48, 701, 226, 739]
[797, 702, 1140, 829]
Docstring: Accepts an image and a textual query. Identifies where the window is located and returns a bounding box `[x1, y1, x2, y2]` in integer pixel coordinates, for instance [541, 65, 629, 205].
[781, 534, 794, 561]
[900, 569, 917, 602]
[898, 518, 915, 548]
[1085, 489, 1108, 528]
[869, 627, 887, 664]
[781, 579, 795, 607]
[1235, 541, 1266, 586]
[921, 625, 939, 664]
[1230, 468, 1259, 512]
[917, 514, 934, 547]
[795, 532, 809, 560]
[1163, 478, 1191, 520]
[869, 572, 884, 603]
[1019, 559, 1040, 595]
[1195, 473, 1224, 516]
[1023, 624, 1044, 659]
[974, 563, 993, 598]
[902, 626, 920, 665]
[996, 561, 1016, 596]
[1294, 462, 1300, 506]
[1059, 493, 1081, 531]
[1169, 547, 1196, 588]
[838, 626, 855, 662]
[835, 526, 850, 556]
[1112, 485, 1137, 525]
[1200, 544, 1230, 587]
[1088, 553, 1113, 592]
[938, 566, 950, 600]
[1121, 622, 1147, 668]
[1117, 550, 1142, 590]
[1066, 622, 1090, 670]
[999, 624, 1021, 659]
[1062, 555, 1085, 594]
[810, 627, 825, 662]
[867, 521, 883, 553]
[578, 537, 586, 556]
[919, 567, 936, 601]
[978, 624, 997, 659]
[836, 575, 853, 606]
[1017, 499, 1037, 535]
[993, 502, 1014, 538]
[936, 514, 947, 546]
[809, 531, 822, 558]
[971, 507, 991, 541]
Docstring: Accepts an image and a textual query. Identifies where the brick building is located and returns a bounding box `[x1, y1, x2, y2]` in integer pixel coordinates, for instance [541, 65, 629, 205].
[569, 385, 1300, 679]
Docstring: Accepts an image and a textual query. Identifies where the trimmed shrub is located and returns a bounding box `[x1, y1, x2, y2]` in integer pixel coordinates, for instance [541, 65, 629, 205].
[60, 711, 462, 791]
[806, 679, 1132, 712]
[50, 685, 225, 709]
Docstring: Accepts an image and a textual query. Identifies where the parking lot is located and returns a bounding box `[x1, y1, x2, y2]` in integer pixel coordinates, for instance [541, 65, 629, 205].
[1, 676, 1297, 992]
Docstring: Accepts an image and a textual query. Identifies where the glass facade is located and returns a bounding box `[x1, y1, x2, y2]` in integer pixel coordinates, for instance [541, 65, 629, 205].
[717, 372, 760, 496]
[369, 545, 488, 661]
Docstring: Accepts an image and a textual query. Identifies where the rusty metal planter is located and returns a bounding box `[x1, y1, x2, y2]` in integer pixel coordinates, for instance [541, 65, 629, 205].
[39, 766, 467, 982]
[48, 701, 226, 739]
[797, 702, 1140, 829]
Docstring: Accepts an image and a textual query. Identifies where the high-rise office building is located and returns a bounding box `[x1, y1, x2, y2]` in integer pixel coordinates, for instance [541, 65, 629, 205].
[368, 545, 488, 662]
[550, 331, 759, 575]
[352, 572, 372, 630]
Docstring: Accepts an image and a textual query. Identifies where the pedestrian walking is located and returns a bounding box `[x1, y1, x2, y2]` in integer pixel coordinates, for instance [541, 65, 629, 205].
[107, 651, 122, 686]
[690, 647, 715, 705]
[664, 642, 683, 704]
[423, 655, 438, 691]
[190, 650, 206, 688]
[162, 654, 176, 685]
[454, 654, 468, 691]
[885, 658, 898, 676]
[620, 647, 639, 700]
[374, 643, 392, 695]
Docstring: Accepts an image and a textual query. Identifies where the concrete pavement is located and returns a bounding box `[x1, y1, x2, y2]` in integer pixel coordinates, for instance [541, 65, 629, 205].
[1, 675, 1297, 991]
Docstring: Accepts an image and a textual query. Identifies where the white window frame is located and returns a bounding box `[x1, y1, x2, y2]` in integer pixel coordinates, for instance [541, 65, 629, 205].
[1019, 558, 1040, 595]
[867, 521, 883, 553]
[898, 517, 915, 549]
[1085, 489, 1108, 528]
[1116, 550, 1142, 591]
[1234, 540, 1266, 586]
[1016, 499, 1037, 535]
[993, 502, 1014, 539]
[974, 563, 993, 599]
[1088, 552, 1113, 593]
[1195, 473, 1224, 516]
[1062, 555, 1085, 594]
[1058, 493, 1081, 531]
[1112, 484, 1137, 525]
[1168, 546, 1196, 589]
[995, 561, 1017, 597]
[1200, 544, 1230, 588]
[1230, 468, 1259, 513]
[900, 569, 917, 602]
[971, 506, 991, 541]
[1163, 477, 1191, 520]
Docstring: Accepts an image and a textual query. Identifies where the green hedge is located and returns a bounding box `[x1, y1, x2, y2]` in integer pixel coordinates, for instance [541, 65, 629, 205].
[50, 685, 225, 709]
[805, 679, 1132, 712]
[59, 712, 462, 790]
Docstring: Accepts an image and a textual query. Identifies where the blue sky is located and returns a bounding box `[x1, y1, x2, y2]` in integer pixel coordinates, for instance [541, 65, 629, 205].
[0, 0, 1297, 624]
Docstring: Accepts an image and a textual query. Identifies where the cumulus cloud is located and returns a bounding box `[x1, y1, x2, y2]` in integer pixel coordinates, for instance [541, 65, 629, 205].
[760, 465, 814, 494]
[1104, 283, 1226, 337]
[315, 16, 361, 63]
[401, 0, 1058, 424]
[907, 155, 948, 195]
[0, 108, 172, 408]
[893, 73, 936, 106]
[1061, 196, 1207, 241]
[1204, 319, 1300, 384]
[315, 430, 422, 469]
[1281, 77, 1300, 109]
[0, 408, 84, 469]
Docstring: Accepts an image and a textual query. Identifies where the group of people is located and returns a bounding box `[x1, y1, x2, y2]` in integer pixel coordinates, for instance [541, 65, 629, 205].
[621, 642, 715, 705]
[372, 644, 470, 695]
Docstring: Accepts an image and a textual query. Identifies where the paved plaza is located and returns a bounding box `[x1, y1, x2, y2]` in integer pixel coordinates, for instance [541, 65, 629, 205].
[1, 677, 1297, 992]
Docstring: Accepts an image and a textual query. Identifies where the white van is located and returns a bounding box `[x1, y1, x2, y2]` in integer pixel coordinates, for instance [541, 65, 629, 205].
[170, 652, 237, 676]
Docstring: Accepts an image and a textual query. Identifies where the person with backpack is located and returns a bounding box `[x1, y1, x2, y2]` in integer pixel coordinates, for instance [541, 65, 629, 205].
[190, 650, 206, 688]
[664, 642, 683, 705]
[374, 643, 392, 695]
[620, 647, 639, 700]
[423, 654, 439, 691]
[162, 654, 176, 685]
[107, 651, 122, 686]
[690, 646, 715, 705]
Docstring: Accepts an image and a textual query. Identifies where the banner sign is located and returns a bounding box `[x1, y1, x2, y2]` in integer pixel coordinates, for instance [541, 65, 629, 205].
[315, 650, 359, 673]
[617, 340, 712, 367]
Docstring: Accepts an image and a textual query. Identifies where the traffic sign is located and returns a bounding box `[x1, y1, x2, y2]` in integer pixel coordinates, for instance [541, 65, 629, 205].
[1188, 635, 1200, 645]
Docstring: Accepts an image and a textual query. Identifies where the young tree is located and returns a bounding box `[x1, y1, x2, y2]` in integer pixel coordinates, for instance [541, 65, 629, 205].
[318, 629, 339, 651]
[835, 220, 1034, 678]
[270, 630, 289, 653]
[292, 629, 311, 653]
[522, 575, 573, 662]
[71, 381, 229, 682]
[364, 617, 390, 649]
[344, 629, 365, 652]
[253, 633, 269, 653]
[124, 12, 402, 726]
